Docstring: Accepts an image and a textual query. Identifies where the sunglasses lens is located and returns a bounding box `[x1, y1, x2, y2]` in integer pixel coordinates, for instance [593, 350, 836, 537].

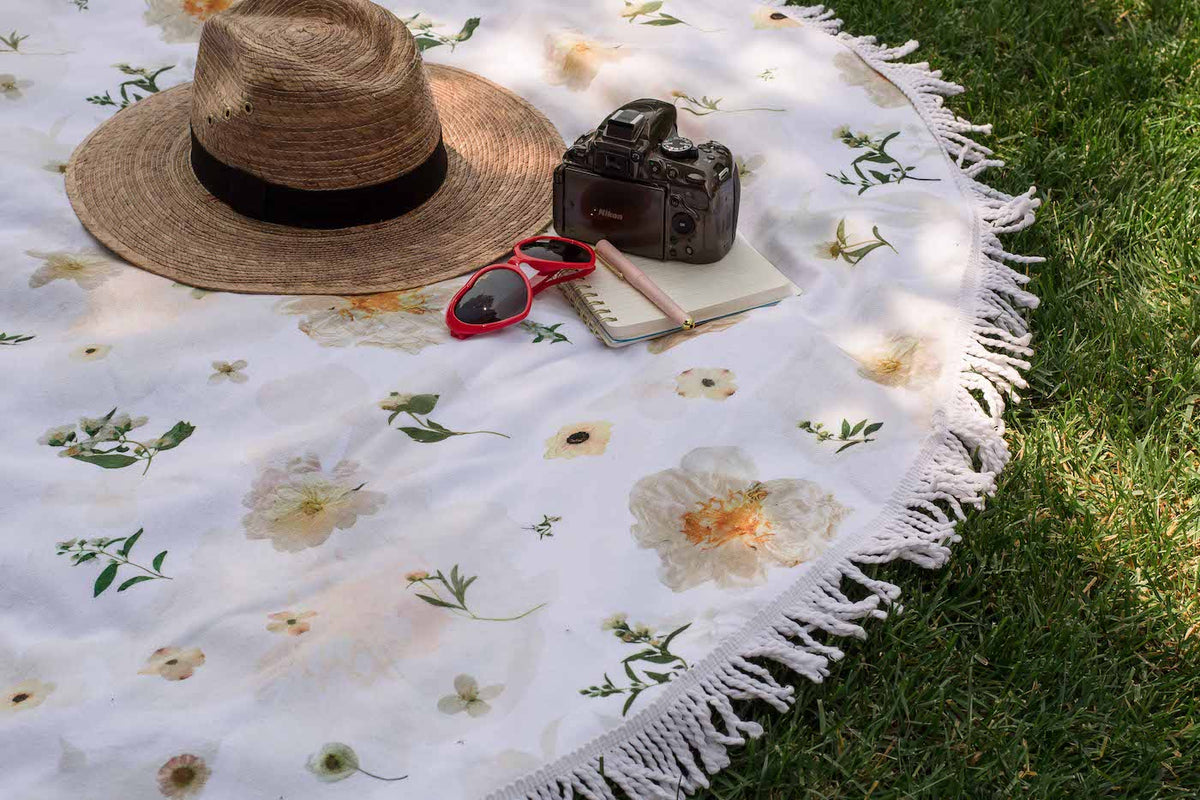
[518, 237, 592, 264]
[453, 268, 529, 325]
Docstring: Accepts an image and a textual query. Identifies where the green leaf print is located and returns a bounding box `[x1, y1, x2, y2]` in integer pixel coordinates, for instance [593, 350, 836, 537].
[401, 14, 480, 52]
[672, 91, 784, 116]
[0, 331, 35, 346]
[405, 565, 546, 622]
[58, 530, 173, 598]
[39, 410, 195, 474]
[519, 320, 571, 344]
[86, 64, 173, 110]
[797, 418, 884, 452]
[0, 31, 29, 53]
[379, 392, 508, 442]
[826, 127, 938, 194]
[581, 615, 692, 715]
[523, 514, 562, 539]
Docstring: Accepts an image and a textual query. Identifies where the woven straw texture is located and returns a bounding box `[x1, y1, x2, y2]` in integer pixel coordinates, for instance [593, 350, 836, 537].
[65, 0, 563, 295]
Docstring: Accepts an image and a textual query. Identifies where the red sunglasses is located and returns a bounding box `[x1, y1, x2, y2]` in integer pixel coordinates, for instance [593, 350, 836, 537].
[445, 235, 596, 339]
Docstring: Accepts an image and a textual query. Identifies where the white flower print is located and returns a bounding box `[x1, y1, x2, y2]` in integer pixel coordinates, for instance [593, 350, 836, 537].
[544, 31, 624, 91]
[209, 359, 248, 384]
[276, 286, 453, 354]
[26, 249, 122, 290]
[0, 73, 32, 100]
[630, 447, 850, 591]
[144, 0, 237, 44]
[851, 334, 941, 389]
[437, 674, 503, 717]
[242, 453, 385, 552]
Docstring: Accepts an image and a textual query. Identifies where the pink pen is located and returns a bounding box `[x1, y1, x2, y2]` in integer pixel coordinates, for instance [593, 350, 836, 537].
[594, 239, 693, 330]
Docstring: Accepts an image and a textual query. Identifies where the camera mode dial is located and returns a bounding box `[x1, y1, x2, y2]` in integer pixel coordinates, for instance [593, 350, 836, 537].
[660, 136, 698, 160]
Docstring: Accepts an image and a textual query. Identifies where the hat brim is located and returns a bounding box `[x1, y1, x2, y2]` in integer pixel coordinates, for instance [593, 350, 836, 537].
[65, 65, 564, 295]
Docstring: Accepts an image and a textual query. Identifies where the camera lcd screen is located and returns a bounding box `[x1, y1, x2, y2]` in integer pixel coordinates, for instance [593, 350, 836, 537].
[559, 167, 666, 259]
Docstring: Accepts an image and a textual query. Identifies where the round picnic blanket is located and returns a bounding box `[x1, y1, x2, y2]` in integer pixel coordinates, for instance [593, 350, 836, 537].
[0, 1, 1040, 798]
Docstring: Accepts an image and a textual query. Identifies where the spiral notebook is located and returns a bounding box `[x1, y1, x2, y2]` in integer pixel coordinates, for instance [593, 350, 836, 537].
[557, 233, 796, 347]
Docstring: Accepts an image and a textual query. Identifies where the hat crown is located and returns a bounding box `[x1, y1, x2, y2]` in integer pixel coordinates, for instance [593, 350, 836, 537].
[191, 0, 441, 191]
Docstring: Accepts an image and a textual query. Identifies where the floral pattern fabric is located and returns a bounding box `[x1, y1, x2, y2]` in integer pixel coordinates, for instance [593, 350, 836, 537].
[0, 1, 978, 798]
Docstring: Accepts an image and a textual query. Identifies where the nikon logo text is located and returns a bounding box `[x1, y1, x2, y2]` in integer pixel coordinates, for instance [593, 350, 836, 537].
[594, 208, 624, 221]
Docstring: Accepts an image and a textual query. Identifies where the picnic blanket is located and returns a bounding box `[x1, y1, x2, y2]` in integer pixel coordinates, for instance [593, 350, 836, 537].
[0, 1, 1039, 797]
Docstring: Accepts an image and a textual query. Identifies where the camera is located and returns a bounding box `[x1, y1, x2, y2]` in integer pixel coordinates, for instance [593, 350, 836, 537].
[552, 99, 739, 263]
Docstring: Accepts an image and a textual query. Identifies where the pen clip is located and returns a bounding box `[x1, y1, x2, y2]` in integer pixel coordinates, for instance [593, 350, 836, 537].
[596, 252, 626, 281]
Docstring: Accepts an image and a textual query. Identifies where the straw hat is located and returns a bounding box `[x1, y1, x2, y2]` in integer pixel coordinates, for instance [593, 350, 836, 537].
[65, 0, 564, 294]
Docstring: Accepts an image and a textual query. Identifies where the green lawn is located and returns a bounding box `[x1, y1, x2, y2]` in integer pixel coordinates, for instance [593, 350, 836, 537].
[708, 1, 1200, 796]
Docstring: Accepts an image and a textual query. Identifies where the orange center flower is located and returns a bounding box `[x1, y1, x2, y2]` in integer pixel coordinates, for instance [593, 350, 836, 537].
[183, 0, 233, 22]
[681, 483, 772, 550]
[342, 291, 432, 317]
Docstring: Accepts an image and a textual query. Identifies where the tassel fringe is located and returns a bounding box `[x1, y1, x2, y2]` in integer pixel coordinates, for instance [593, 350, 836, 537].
[490, 6, 1040, 798]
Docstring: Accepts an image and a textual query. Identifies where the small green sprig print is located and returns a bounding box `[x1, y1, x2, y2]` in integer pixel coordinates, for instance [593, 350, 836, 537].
[523, 514, 562, 540]
[0, 331, 34, 346]
[56, 529, 171, 597]
[86, 63, 172, 109]
[827, 127, 938, 194]
[401, 13, 479, 52]
[520, 320, 571, 344]
[671, 91, 784, 116]
[405, 565, 546, 622]
[379, 392, 508, 443]
[757, 67, 777, 80]
[581, 615, 691, 716]
[70, 0, 88, 9]
[39, 408, 194, 474]
[0, 30, 29, 53]
[817, 219, 897, 265]
[797, 418, 883, 452]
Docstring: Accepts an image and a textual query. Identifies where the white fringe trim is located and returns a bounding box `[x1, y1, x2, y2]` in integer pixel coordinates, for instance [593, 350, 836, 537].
[489, 5, 1042, 798]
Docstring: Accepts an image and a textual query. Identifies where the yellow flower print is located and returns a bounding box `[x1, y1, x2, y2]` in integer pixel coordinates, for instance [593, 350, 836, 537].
[544, 421, 612, 459]
[544, 31, 624, 91]
[675, 368, 737, 400]
[2, 679, 55, 713]
[69, 344, 111, 361]
[833, 50, 908, 108]
[139, 646, 206, 681]
[752, 6, 800, 29]
[647, 314, 743, 354]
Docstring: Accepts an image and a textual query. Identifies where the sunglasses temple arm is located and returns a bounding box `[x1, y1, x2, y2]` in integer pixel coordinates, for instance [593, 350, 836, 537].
[529, 269, 590, 296]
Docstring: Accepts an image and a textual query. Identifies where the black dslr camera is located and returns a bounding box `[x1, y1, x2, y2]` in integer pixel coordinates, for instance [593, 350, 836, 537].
[552, 99, 739, 263]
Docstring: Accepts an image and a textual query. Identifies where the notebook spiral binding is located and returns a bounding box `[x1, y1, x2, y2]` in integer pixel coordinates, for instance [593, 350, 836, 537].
[557, 282, 615, 345]
[564, 281, 617, 322]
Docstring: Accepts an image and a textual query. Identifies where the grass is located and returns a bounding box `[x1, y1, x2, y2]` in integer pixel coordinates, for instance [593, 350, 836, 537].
[703, 0, 1200, 797]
